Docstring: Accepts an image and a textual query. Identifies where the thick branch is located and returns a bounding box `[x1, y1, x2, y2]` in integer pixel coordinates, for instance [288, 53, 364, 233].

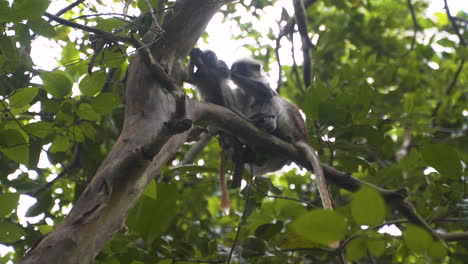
[191, 101, 441, 238]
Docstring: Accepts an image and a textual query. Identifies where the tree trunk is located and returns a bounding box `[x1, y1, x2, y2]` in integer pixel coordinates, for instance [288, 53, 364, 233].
[19, 1, 224, 263]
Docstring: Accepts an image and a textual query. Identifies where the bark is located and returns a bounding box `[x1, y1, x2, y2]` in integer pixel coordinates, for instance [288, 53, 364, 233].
[19, 1, 224, 263]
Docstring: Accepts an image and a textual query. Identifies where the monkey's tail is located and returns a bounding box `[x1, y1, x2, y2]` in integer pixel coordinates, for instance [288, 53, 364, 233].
[219, 148, 231, 213]
[295, 141, 333, 210]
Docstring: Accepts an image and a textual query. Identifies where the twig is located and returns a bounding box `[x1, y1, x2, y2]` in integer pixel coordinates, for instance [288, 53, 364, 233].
[444, 0, 466, 46]
[71, 13, 137, 21]
[173, 259, 224, 263]
[28, 145, 80, 196]
[401, 0, 419, 56]
[432, 59, 465, 119]
[156, 0, 167, 26]
[253, 184, 319, 207]
[55, 0, 85, 17]
[275, 26, 283, 93]
[181, 132, 213, 164]
[144, 0, 163, 31]
[227, 169, 254, 263]
[43, 12, 134, 44]
[0, 100, 49, 153]
[289, 32, 304, 94]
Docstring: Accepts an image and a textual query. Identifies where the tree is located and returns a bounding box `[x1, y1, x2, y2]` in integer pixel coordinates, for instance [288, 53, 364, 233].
[0, 0, 466, 263]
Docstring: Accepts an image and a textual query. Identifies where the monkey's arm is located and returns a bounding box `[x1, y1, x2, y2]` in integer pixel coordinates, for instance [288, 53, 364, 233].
[231, 72, 277, 99]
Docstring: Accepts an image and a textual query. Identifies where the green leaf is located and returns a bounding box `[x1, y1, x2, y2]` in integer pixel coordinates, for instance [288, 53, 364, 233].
[421, 143, 462, 178]
[91, 92, 121, 114]
[0, 193, 20, 217]
[11, 0, 50, 22]
[0, 1, 12, 22]
[241, 237, 267, 257]
[403, 224, 432, 253]
[351, 187, 386, 226]
[79, 71, 106, 97]
[24, 121, 53, 138]
[303, 80, 329, 119]
[9, 87, 38, 108]
[433, 12, 448, 26]
[0, 221, 25, 243]
[428, 241, 447, 259]
[94, 17, 124, 32]
[0, 36, 18, 63]
[291, 209, 347, 245]
[127, 183, 177, 244]
[143, 180, 157, 199]
[436, 38, 455, 48]
[137, 0, 159, 12]
[255, 176, 282, 195]
[40, 70, 73, 98]
[368, 239, 386, 257]
[28, 18, 57, 37]
[0, 129, 29, 164]
[77, 103, 100, 121]
[254, 222, 283, 240]
[346, 237, 366, 261]
[78, 122, 96, 140]
[50, 135, 71, 153]
[38, 225, 53, 235]
[156, 260, 173, 264]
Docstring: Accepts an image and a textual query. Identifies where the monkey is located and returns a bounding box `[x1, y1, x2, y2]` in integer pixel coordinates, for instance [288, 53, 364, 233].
[188, 48, 246, 211]
[230, 58, 334, 211]
[187, 50, 333, 213]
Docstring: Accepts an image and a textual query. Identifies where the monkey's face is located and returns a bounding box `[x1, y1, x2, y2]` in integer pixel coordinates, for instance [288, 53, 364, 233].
[231, 60, 262, 78]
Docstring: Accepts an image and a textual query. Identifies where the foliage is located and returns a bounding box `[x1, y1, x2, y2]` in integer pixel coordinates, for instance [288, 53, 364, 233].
[0, 0, 467, 263]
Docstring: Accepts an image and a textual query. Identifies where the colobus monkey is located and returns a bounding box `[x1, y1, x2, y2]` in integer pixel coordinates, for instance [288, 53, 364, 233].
[231, 59, 333, 211]
[188, 49, 333, 211]
[188, 48, 245, 211]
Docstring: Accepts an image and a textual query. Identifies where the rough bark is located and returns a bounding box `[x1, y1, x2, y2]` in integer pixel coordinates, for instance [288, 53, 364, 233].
[19, 1, 224, 263]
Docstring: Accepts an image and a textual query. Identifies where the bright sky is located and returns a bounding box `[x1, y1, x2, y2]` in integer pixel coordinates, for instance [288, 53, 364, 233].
[1, 0, 467, 259]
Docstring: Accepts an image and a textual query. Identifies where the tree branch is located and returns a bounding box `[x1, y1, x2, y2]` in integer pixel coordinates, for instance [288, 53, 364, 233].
[444, 0, 466, 46]
[43, 12, 134, 44]
[191, 101, 443, 240]
[401, 0, 419, 56]
[293, 0, 312, 88]
[28, 145, 80, 196]
[55, 0, 85, 17]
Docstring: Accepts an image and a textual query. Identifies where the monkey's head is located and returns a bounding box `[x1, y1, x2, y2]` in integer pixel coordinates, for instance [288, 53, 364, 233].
[231, 59, 263, 79]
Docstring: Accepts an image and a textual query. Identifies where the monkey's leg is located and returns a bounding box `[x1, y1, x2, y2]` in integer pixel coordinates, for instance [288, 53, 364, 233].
[231, 139, 245, 188]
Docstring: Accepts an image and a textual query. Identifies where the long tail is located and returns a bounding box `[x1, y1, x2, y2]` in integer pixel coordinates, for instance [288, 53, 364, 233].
[295, 141, 333, 210]
[219, 148, 231, 213]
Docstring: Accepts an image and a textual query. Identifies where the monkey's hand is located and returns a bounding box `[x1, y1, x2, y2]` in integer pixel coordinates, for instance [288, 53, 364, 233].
[188, 48, 230, 83]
